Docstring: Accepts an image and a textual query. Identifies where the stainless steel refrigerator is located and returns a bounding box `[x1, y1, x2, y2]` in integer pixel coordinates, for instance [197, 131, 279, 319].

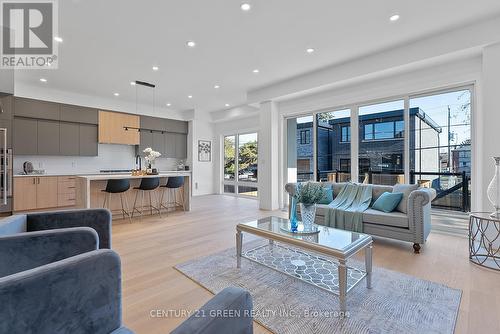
[0, 128, 12, 213]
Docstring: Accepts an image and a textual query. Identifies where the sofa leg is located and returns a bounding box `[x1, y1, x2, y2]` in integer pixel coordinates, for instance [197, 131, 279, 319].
[413, 243, 421, 254]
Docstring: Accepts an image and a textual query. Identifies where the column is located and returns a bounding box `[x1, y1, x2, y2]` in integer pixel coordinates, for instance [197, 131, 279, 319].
[258, 100, 279, 210]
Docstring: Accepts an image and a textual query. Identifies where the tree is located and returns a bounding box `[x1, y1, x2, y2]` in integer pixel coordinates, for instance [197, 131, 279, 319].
[224, 137, 235, 177]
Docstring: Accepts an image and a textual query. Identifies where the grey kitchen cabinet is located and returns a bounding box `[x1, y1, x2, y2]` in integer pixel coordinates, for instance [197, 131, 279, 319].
[37, 120, 60, 155]
[13, 118, 38, 155]
[174, 133, 187, 159]
[59, 122, 80, 156]
[0, 96, 13, 120]
[152, 132, 165, 155]
[79, 124, 98, 156]
[60, 104, 98, 124]
[140, 116, 161, 132]
[14, 97, 60, 120]
[164, 133, 176, 158]
[164, 119, 188, 134]
[139, 130, 153, 153]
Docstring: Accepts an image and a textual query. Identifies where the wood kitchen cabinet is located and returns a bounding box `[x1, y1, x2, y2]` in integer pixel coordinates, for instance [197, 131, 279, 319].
[36, 176, 59, 209]
[13, 177, 37, 211]
[98, 110, 139, 145]
[14, 176, 70, 211]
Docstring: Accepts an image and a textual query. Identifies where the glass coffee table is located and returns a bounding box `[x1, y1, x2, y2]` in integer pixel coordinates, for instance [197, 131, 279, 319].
[236, 216, 373, 312]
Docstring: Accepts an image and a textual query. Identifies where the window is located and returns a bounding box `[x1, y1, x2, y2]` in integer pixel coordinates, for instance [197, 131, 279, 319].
[315, 109, 351, 181]
[364, 121, 405, 141]
[359, 100, 405, 184]
[299, 130, 311, 144]
[223, 132, 258, 198]
[339, 159, 351, 171]
[341, 126, 350, 142]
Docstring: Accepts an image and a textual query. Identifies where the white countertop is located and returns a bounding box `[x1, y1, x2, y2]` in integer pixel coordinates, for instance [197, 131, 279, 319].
[77, 171, 191, 181]
[14, 171, 191, 178]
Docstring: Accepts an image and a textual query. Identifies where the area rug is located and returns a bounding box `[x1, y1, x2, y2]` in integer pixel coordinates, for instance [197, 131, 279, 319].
[175, 240, 461, 334]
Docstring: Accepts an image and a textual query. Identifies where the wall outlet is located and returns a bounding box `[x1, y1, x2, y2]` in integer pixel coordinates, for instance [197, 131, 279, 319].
[38, 162, 43, 168]
[195, 182, 198, 189]
[71, 161, 76, 168]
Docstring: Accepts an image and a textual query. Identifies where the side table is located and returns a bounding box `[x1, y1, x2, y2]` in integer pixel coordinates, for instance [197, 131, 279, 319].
[469, 212, 500, 271]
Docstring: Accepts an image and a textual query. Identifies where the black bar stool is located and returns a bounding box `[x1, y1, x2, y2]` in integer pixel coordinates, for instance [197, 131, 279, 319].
[132, 177, 161, 217]
[102, 179, 131, 221]
[160, 176, 185, 213]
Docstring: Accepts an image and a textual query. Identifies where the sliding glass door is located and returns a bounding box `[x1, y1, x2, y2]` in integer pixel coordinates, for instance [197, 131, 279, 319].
[223, 132, 258, 197]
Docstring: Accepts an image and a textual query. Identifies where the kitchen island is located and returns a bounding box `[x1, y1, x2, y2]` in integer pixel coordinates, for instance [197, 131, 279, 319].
[76, 171, 191, 215]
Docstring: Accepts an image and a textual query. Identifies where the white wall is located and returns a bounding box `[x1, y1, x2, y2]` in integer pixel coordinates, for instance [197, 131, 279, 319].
[14, 144, 180, 175]
[190, 111, 216, 196]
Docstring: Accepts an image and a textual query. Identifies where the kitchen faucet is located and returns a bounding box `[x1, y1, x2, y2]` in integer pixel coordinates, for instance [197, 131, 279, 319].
[135, 155, 142, 170]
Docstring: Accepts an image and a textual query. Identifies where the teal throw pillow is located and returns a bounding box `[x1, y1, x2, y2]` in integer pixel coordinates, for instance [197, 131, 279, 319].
[372, 192, 403, 213]
[318, 187, 334, 204]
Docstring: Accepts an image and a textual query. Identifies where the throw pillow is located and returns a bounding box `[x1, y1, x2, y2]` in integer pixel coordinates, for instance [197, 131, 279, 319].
[318, 186, 334, 204]
[372, 192, 404, 213]
[392, 184, 419, 214]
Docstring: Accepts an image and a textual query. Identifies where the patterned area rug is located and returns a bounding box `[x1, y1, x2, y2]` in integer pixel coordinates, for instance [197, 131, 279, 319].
[175, 240, 461, 334]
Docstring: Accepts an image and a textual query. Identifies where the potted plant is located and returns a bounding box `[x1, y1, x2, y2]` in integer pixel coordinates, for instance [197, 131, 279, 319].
[143, 148, 161, 174]
[294, 182, 326, 230]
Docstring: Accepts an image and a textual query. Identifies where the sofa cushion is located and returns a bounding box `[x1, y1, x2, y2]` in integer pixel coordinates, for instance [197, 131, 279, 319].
[362, 209, 409, 228]
[372, 192, 403, 213]
[318, 186, 334, 204]
[393, 184, 418, 214]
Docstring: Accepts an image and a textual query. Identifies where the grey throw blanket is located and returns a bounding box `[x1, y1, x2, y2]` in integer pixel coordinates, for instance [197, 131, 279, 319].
[324, 183, 373, 232]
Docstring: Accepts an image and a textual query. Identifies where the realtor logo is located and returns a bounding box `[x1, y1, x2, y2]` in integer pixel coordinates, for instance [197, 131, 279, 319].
[1, 0, 58, 68]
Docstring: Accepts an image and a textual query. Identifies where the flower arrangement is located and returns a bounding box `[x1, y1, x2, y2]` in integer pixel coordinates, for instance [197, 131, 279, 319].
[143, 147, 161, 167]
[294, 182, 326, 205]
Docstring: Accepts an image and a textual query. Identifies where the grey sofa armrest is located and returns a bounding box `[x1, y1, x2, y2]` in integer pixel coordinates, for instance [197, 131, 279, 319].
[408, 188, 436, 245]
[27, 209, 112, 249]
[0, 249, 122, 334]
[0, 227, 98, 278]
[171, 287, 253, 334]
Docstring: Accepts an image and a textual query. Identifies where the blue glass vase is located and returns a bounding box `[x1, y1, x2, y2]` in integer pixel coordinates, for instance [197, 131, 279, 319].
[290, 197, 298, 232]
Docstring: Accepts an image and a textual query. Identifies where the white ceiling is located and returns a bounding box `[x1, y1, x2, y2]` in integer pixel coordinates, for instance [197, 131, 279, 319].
[15, 0, 500, 116]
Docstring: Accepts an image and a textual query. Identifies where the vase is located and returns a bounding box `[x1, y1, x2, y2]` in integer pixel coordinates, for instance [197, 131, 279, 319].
[487, 157, 500, 218]
[300, 203, 316, 231]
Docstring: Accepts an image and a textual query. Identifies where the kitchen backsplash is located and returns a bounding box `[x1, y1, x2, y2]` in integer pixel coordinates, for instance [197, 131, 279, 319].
[13, 144, 184, 174]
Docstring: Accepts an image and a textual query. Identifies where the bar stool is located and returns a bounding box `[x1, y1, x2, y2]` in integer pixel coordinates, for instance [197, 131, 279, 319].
[160, 176, 185, 214]
[131, 177, 161, 218]
[102, 179, 131, 221]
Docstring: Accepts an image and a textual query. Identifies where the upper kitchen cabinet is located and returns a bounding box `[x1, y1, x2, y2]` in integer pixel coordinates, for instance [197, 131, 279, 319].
[0, 96, 13, 120]
[164, 119, 188, 134]
[79, 124, 98, 156]
[59, 122, 80, 156]
[99, 110, 140, 145]
[60, 104, 98, 124]
[14, 97, 60, 120]
[13, 118, 38, 155]
[37, 120, 60, 155]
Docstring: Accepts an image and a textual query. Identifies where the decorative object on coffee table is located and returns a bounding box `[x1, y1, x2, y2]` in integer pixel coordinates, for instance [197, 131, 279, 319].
[487, 157, 500, 218]
[469, 212, 500, 271]
[294, 182, 326, 232]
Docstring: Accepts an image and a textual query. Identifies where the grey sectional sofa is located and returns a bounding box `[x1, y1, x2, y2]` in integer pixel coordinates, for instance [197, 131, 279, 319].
[0, 209, 254, 334]
[285, 182, 436, 253]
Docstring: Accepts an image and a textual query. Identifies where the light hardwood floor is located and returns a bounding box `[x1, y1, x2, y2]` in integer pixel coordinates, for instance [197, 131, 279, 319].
[112, 195, 500, 334]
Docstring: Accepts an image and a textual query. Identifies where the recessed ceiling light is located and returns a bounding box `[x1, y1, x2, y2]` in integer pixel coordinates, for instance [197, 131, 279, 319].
[54, 36, 63, 43]
[214, 85, 220, 89]
[39, 78, 47, 82]
[225, 103, 230, 107]
[113, 92, 120, 96]
[186, 40, 196, 48]
[252, 69, 259, 73]
[152, 66, 159, 71]
[166, 103, 171, 107]
[188, 95, 193, 99]
[241, 3, 251, 11]
[306, 48, 315, 54]
[130, 81, 136, 86]
[390, 14, 400, 22]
